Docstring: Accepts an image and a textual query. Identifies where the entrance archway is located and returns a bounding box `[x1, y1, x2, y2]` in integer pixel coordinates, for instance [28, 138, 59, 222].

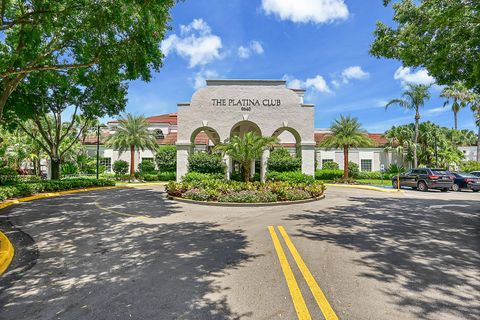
[228, 121, 263, 180]
[230, 120, 262, 138]
[190, 126, 221, 152]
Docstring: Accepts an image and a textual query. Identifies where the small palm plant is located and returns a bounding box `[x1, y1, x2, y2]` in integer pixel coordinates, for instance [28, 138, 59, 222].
[106, 114, 157, 179]
[215, 132, 277, 182]
[321, 115, 373, 179]
[386, 83, 431, 168]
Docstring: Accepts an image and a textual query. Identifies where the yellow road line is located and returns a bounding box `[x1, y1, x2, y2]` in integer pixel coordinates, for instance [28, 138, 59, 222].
[93, 201, 150, 219]
[268, 226, 312, 320]
[278, 226, 339, 320]
[0, 231, 14, 275]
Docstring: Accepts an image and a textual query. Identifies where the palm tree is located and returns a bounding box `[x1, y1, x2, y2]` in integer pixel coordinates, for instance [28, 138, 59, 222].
[384, 125, 414, 167]
[470, 93, 480, 162]
[215, 132, 277, 182]
[321, 115, 373, 179]
[440, 82, 471, 130]
[386, 83, 431, 168]
[106, 114, 157, 178]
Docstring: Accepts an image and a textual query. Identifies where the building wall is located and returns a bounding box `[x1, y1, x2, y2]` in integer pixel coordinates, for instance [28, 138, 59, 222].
[317, 148, 403, 171]
[459, 146, 478, 161]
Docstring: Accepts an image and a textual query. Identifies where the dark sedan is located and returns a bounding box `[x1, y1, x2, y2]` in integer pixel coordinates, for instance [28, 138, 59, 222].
[451, 172, 480, 192]
[470, 171, 480, 177]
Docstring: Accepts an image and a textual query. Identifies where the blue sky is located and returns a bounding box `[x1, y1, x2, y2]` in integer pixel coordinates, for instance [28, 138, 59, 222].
[119, 0, 476, 132]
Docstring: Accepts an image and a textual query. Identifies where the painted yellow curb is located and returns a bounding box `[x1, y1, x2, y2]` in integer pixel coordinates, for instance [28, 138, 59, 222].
[123, 182, 168, 187]
[0, 231, 14, 275]
[325, 183, 403, 193]
[0, 186, 128, 210]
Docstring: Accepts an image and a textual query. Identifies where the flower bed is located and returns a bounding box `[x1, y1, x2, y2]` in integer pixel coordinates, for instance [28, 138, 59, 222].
[166, 179, 325, 203]
[0, 178, 116, 202]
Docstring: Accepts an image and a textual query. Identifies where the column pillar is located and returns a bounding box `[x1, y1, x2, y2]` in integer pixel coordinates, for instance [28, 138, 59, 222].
[224, 155, 231, 180]
[261, 149, 270, 182]
[176, 142, 192, 181]
[250, 159, 255, 178]
[301, 142, 316, 177]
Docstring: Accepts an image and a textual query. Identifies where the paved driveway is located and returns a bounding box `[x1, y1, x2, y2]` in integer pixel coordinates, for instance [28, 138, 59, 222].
[0, 186, 479, 320]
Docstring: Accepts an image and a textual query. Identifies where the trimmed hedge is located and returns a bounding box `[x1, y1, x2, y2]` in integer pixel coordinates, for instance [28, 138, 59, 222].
[188, 152, 225, 174]
[356, 171, 394, 180]
[166, 179, 325, 203]
[267, 148, 301, 172]
[182, 172, 224, 182]
[140, 172, 176, 181]
[315, 169, 344, 180]
[0, 178, 115, 202]
[266, 171, 315, 184]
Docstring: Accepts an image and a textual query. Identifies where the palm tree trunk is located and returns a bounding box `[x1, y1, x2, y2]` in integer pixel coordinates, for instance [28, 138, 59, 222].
[454, 111, 458, 130]
[130, 145, 135, 178]
[243, 162, 251, 182]
[343, 145, 349, 179]
[477, 126, 480, 162]
[413, 111, 420, 168]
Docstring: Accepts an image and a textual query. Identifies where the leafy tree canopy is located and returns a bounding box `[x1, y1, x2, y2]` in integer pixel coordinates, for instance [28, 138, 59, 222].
[0, 0, 177, 118]
[370, 0, 480, 93]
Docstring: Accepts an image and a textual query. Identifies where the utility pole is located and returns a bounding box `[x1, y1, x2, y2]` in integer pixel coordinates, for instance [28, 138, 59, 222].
[96, 125, 101, 179]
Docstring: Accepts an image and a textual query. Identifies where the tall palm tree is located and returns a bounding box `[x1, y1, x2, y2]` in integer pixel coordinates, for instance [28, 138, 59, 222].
[386, 83, 431, 168]
[215, 132, 277, 182]
[470, 93, 480, 162]
[321, 115, 373, 179]
[440, 81, 470, 130]
[106, 114, 157, 178]
[384, 125, 414, 167]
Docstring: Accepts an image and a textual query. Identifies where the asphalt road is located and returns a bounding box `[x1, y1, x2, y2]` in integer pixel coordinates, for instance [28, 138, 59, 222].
[0, 186, 479, 320]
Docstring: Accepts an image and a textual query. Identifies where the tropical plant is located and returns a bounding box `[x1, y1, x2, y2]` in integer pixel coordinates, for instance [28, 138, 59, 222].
[106, 114, 157, 178]
[113, 160, 129, 175]
[386, 83, 431, 167]
[137, 160, 156, 174]
[322, 161, 339, 170]
[440, 82, 472, 130]
[470, 93, 480, 161]
[321, 116, 373, 179]
[187, 152, 226, 174]
[384, 124, 415, 167]
[0, 0, 176, 119]
[267, 148, 301, 172]
[215, 132, 277, 182]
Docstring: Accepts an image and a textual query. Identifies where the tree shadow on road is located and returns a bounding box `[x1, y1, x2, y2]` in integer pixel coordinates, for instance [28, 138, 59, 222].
[288, 196, 480, 319]
[0, 189, 255, 320]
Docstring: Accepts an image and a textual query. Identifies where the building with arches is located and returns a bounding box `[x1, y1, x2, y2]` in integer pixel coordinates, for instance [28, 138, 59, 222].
[176, 79, 316, 181]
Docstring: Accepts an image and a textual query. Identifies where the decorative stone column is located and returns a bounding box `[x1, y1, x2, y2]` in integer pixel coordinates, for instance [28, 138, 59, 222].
[261, 149, 270, 182]
[301, 142, 316, 177]
[250, 159, 255, 178]
[224, 155, 231, 180]
[176, 142, 192, 181]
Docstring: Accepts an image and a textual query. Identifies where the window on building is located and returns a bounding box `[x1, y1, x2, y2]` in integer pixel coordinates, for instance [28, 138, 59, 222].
[360, 159, 372, 172]
[100, 157, 112, 172]
[154, 129, 165, 139]
[322, 159, 334, 165]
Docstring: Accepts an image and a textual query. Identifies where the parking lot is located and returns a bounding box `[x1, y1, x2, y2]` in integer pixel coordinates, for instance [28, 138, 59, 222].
[0, 185, 479, 320]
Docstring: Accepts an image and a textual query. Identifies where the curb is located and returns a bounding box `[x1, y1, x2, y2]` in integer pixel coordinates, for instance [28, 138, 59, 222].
[0, 186, 128, 211]
[0, 230, 14, 275]
[168, 194, 325, 207]
[120, 182, 168, 187]
[325, 183, 404, 193]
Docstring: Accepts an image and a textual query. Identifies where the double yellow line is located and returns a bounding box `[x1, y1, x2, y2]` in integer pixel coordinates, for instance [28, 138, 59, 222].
[268, 226, 338, 320]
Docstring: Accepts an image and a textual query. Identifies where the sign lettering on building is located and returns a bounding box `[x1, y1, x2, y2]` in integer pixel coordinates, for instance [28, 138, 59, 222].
[211, 98, 281, 111]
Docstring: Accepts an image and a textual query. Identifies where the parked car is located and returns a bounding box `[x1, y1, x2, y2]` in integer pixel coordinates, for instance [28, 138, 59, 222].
[392, 168, 454, 192]
[470, 171, 480, 177]
[451, 172, 480, 192]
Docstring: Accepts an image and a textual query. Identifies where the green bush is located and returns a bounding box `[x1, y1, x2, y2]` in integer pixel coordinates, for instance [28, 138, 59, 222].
[315, 169, 344, 180]
[0, 167, 19, 185]
[188, 152, 225, 174]
[0, 167, 18, 176]
[386, 163, 405, 174]
[158, 171, 176, 181]
[461, 160, 480, 172]
[138, 160, 156, 174]
[282, 189, 311, 201]
[218, 190, 278, 203]
[357, 171, 393, 180]
[348, 161, 359, 178]
[322, 161, 339, 170]
[156, 145, 177, 172]
[61, 161, 78, 175]
[113, 160, 129, 175]
[267, 148, 301, 172]
[0, 178, 115, 201]
[182, 172, 224, 182]
[266, 171, 315, 184]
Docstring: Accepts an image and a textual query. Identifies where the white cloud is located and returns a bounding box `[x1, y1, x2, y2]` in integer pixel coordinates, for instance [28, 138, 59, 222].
[341, 66, 369, 83]
[394, 66, 435, 86]
[193, 69, 219, 89]
[161, 19, 222, 68]
[283, 74, 331, 93]
[238, 40, 264, 59]
[262, 0, 349, 24]
[426, 106, 448, 114]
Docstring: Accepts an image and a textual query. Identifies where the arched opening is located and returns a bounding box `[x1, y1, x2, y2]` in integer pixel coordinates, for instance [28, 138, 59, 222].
[190, 126, 221, 153]
[230, 120, 262, 138]
[272, 127, 302, 157]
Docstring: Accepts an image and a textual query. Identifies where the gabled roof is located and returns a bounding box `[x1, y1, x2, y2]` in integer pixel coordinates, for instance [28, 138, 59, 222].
[108, 113, 178, 125]
[315, 132, 387, 147]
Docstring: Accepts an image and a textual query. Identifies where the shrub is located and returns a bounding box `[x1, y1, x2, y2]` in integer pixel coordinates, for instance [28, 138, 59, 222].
[218, 190, 278, 203]
[156, 145, 177, 172]
[0, 167, 18, 176]
[267, 148, 301, 172]
[282, 189, 311, 201]
[386, 163, 405, 174]
[266, 171, 315, 184]
[0, 178, 115, 202]
[461, 160, 480, 172]
[322, 161, 339, 170]
[61, 161, 78, 175]
[315, 169, 344, 180]
[0, 167, 19, 185]
[158, 171, 176, 181]
[188, 152, 225, 174]
[182, 172, 224, 182]
[348, 161, 359, 178]
[357, 171, 393, 180]
[113, 160, 129, 175]
[138, 160, 156, 174]
[183, 188, 212, 201]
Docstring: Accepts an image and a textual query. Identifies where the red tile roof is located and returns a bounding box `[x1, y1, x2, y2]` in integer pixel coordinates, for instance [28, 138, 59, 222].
[108, 113, 178, 125]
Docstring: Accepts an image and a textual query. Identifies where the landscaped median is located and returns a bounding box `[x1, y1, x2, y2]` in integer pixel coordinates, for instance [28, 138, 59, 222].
[166, 173, 326, 205]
